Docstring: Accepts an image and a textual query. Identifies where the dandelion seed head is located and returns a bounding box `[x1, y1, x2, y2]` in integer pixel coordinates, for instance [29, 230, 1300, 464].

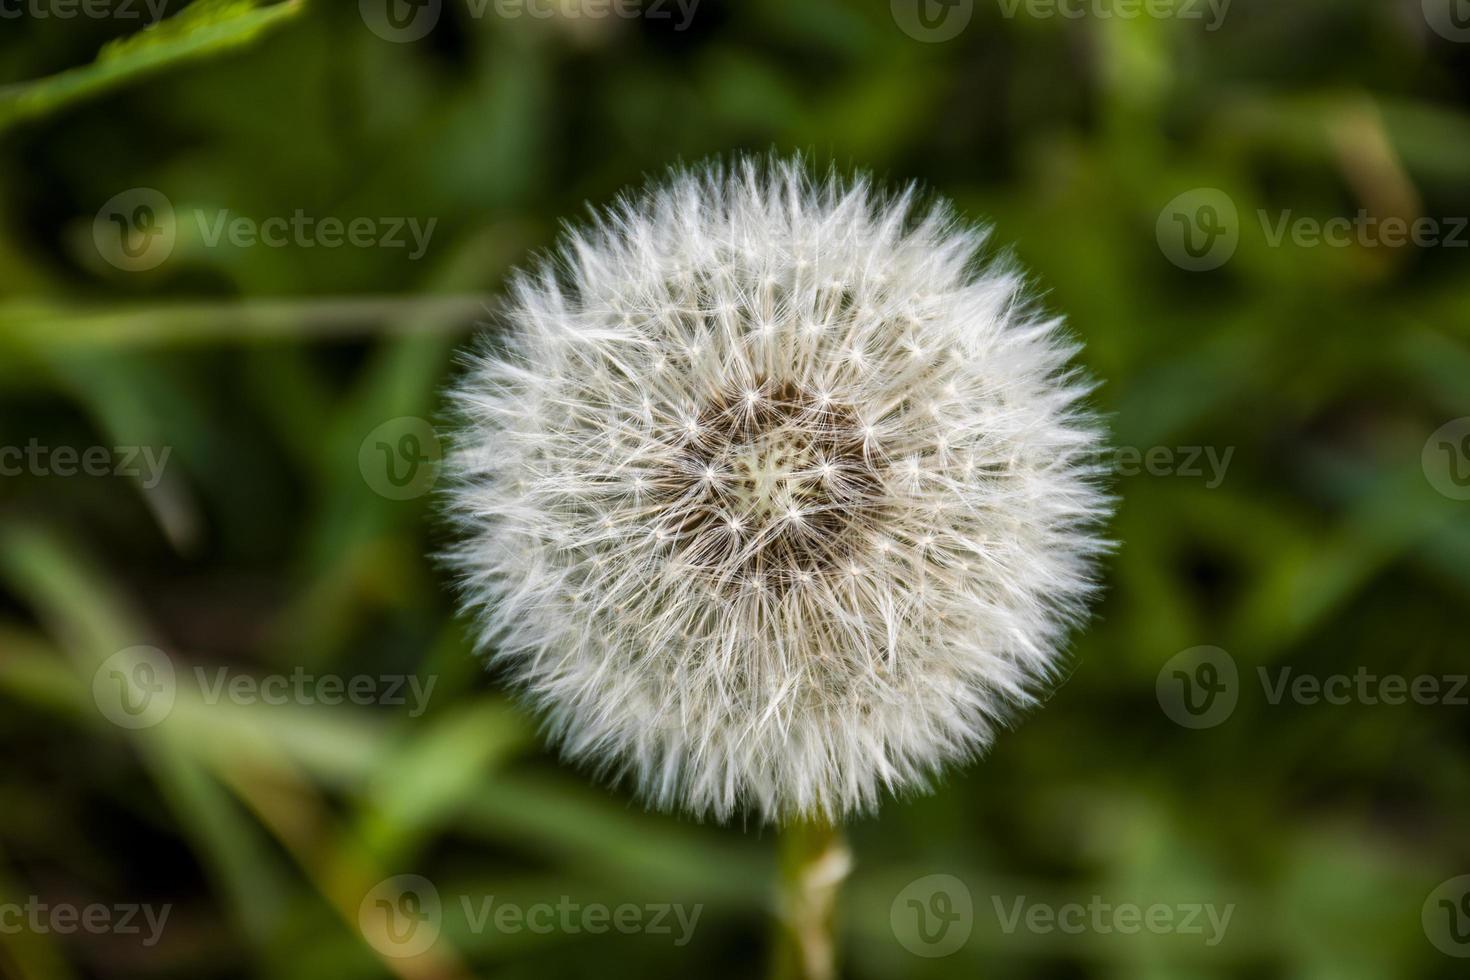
[444, 157, 1110, 822]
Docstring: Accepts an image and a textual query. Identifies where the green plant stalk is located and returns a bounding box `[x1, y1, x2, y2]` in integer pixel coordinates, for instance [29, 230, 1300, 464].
[771, 817, 852, 980]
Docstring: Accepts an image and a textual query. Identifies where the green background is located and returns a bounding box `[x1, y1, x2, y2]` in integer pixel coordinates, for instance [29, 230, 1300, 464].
[1, 0, 1468, 977]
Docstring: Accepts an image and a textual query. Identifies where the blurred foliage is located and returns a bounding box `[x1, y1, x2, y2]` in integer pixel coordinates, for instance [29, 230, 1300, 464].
[0, 0, 305, 131]
[0, 0, 1467, 977]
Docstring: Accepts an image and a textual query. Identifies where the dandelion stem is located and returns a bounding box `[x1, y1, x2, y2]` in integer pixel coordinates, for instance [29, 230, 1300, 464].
[771, 817, 852, 980]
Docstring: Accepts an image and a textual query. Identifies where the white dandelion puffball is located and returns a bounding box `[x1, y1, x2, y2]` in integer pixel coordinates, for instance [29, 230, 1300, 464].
[445, 158, 1109, 822]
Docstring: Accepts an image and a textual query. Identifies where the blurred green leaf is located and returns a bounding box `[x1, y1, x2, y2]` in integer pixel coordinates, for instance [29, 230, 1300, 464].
[0, 0, 305, 133]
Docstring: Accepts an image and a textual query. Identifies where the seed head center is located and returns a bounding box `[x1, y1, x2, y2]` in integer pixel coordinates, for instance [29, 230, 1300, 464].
[655, 378, 887, 590]
[728, 430, 813, 524]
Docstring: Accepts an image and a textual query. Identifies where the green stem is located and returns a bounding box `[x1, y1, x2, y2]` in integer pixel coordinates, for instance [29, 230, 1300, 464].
[771, 817, 852, 980]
